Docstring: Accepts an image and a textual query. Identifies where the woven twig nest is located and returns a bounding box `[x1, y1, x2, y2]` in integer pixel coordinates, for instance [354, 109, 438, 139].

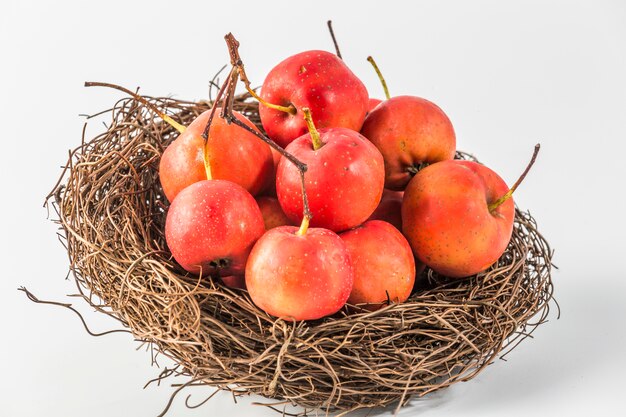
[48, 91, 555, 415]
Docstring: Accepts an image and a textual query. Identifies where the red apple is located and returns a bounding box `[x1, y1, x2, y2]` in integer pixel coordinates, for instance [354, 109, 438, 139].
[165, 180, 265, 276]
[360, 95, 456, 190]
[245, 223, 353, 321]
[256, 196, 293, 230]
[368, 189, 403, 230]
[340, 220, 415, 310]
[259, 50, 369, 147]
[402, 160, 514, 278]
[276, 125, 385, 232]
[159, 109, 273, 202]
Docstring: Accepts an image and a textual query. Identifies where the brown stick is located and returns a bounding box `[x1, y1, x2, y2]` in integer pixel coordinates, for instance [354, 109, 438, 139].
[201, 66, 235, 141]
[224, 33, 296, 115]
[327, 20, 342, 59]
[201, 36, 313, 222]
[84, 82, 186, 133]
[18, 287, 130, 337]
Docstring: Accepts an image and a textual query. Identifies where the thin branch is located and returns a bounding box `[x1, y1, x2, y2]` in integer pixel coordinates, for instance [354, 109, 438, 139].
[18, 287, 131, 337]
[327, 20, 342, 59]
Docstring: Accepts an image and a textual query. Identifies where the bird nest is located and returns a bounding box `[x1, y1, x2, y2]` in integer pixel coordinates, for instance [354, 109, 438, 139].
[44, 90, 555, 416]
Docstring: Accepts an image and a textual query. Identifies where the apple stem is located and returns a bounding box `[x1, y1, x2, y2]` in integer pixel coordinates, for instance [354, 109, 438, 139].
[296, 214, 311, 236]
[488, 144, 541, 213]
[301, 108, 323, 151]
[84, 82, 187, 133]
[201, 67, 235, 141]
[204, 35, 313, 226]
[226, 113, 313, 224]
[200, 66, 237, 181]
[366, 56, 391, 100]
[202, 144, 213, 180]
[224, 33, 297, 116]
[327, 20, 342, 59]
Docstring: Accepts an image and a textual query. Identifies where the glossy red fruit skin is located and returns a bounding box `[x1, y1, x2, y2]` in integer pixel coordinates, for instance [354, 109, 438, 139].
[259, 50, 369, 148]
[402, 160, 515, 278]
[340, 220, 415, 311]
[262, 146, 283, 197]
[276, 127, 385, 232]
[165, 180, 264, 276]
[367, 98, 382, 112]
[159, 109, 273, 202]
[368, 189, 403, 230]
[245, 226, 354, 321]
[360, 95, 456, 190]
[221, 275, 246, 290]
[256, 196, 293, 230]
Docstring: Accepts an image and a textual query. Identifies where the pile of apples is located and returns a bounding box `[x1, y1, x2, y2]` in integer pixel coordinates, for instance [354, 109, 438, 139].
[156, 33, 537, 321]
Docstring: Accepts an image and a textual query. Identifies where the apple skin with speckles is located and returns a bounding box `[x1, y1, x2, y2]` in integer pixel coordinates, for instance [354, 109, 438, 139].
[360, 95, 456, 191]
[402, 160, 515, 278]
[159, 109, 273, 202]
[256, 196, 294, 230]
[245, 226, 353, 321]
[259, 50, 369, 148]
[340, 220, 415, 311]
[276, 127, 385, 232]
[165, 180, 265, 276]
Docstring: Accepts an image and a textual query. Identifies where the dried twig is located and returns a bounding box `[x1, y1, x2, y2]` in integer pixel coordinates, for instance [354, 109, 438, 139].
[41, 88, 556, 415]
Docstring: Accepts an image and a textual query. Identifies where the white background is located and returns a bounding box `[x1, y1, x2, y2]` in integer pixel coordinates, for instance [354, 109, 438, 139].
[1, 0, 625, 416]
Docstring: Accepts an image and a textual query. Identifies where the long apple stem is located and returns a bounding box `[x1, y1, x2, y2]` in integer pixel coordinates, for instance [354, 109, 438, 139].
[209, 36, 313, 225]
[84, 82, 187, 133]
[489, 144, 541, 213]
[224, 33, 297, 115]
[327, 20, 342, 59]
[201, 67, 234, 141]
[302, 108, 323, 150]
[228, 111, 313, 225]
[224, 102, 313, 227]
[200, 66, 237, 181]
[366, 56, 390, 100]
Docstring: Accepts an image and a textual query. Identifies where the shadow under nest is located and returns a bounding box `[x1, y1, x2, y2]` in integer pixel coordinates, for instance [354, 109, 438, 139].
[47, 92, 555, 416]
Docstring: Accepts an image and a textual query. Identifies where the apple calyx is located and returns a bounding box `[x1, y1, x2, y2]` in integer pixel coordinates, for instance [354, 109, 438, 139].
[406, 162, 430, 176]
[224, 33, 296, 116]
[301, 107, 324, 151]
[367, 56, 391, 100]
[84, 82, 187, 133]
[488, 144, 541, 213]
[209, 258, 231, 270]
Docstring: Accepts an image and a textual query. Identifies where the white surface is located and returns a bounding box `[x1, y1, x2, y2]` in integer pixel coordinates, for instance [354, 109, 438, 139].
[1, 0, 625, 416]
